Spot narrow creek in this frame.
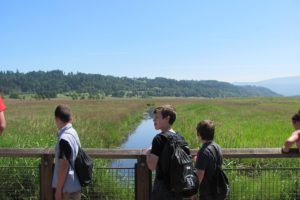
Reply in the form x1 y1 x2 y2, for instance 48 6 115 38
111 114 159 168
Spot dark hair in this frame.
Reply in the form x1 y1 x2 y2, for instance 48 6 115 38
54 105 72 123
292 110 300 122
153 105 176 125
196 120 215 140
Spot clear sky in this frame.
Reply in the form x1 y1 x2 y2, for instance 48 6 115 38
0 0 299 82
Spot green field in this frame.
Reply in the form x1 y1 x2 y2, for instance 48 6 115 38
3 97 299 149
174 97 299 149
1 98 148 148
1 97 300 199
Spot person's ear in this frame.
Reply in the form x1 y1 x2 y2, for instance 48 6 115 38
167 116 170 122
197 133 203 140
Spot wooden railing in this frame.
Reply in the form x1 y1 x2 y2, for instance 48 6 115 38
0 148 298 200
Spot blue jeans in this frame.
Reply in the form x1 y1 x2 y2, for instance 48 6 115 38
151 179 183 200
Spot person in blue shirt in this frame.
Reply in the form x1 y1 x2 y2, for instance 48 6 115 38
52 105 81 200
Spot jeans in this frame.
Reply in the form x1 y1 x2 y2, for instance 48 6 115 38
53 189 81 200
62 192 81 200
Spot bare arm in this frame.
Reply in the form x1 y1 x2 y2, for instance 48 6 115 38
0 111 6 135
196 169 205 185
282 131 300 152
55 159 69 200
145 149 159 171
191 169 205 200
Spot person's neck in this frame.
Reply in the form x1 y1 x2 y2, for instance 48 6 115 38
161 126 172 133
202 140 213 144
58 122 69 130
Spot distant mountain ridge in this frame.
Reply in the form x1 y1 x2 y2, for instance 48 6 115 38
234 76 300 96
0 70 279 98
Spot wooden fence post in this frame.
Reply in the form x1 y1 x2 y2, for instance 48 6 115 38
135 155 152 200
40 150 54 200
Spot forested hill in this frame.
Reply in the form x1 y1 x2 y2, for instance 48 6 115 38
0 70 279 98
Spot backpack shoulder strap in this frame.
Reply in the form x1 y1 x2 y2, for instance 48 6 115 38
211 144 223 167
161 131 187 142
206 143 222 168
160 131 176 139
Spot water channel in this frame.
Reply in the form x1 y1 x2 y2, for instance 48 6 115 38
111 114 159 168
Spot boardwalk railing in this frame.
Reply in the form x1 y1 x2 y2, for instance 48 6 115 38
0 148 299 200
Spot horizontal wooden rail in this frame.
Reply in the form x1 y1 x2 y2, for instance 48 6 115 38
0 147 299 200
0 148 298 158
222 148 299 158
0 148 53 157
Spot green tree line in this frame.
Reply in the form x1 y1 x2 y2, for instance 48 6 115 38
0 70 279 98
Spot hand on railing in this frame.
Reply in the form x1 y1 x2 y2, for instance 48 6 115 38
281 147 290 153
281 147 300 154
191 195 197 200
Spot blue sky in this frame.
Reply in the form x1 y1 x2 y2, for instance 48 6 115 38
0 0 299 82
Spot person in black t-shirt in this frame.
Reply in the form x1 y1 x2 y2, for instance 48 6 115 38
145 105 181 200
193 120 225 200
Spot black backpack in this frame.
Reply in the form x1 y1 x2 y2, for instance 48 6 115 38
207 144 230 199
67 134 94 187
160 132 199 197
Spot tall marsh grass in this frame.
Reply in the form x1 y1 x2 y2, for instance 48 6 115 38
173 97 300 148
1 97 300 199
172 97 300 199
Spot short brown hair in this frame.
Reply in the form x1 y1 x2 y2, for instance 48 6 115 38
55 105 72 123
153 105 176 125
196 120 215 140
292 110 300 122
